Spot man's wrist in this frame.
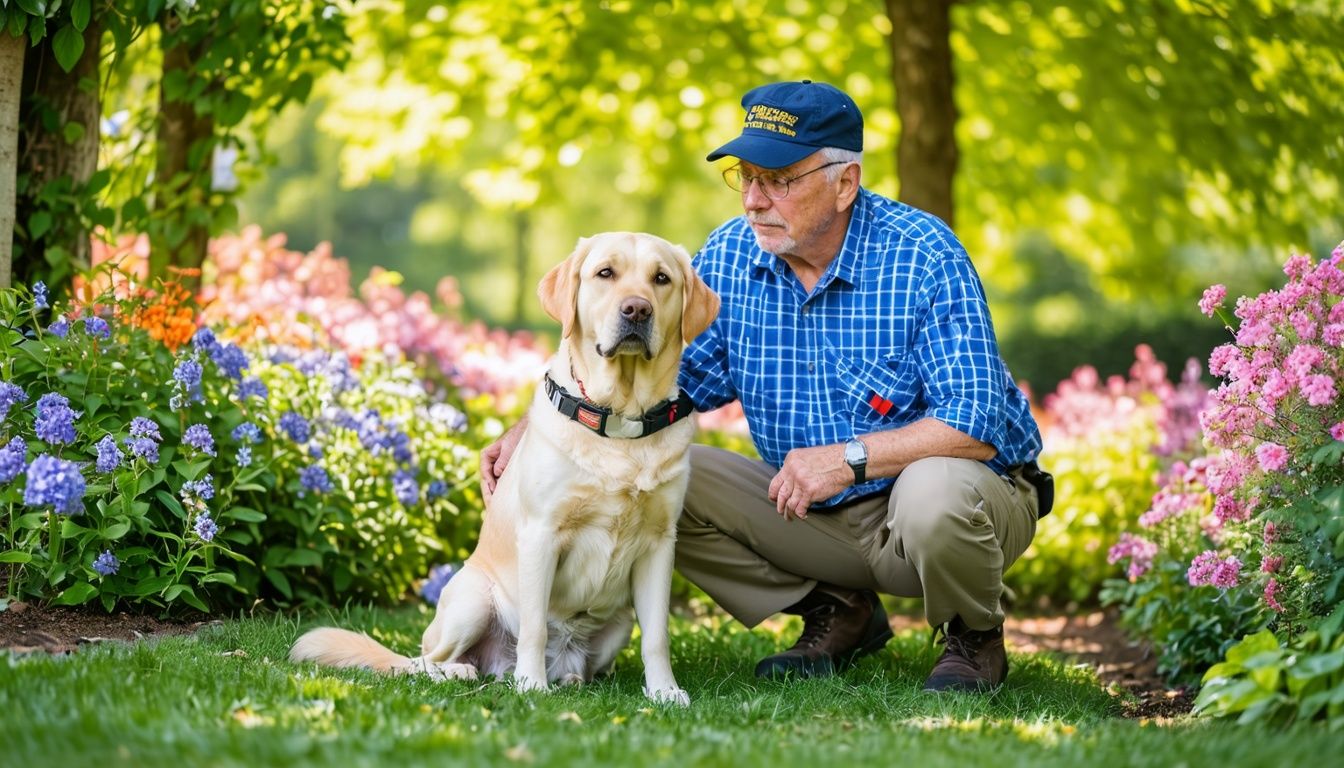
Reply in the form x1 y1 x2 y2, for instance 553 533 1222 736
843 438 868 485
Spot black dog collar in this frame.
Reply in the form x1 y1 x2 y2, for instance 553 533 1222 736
543 373 694 439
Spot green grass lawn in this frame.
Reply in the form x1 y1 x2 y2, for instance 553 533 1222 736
3 604 1340 767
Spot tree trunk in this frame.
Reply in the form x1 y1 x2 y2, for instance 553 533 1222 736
886 0 958 226
16 21 101 288
512 208 531 325
0 34 24 289
152 16 214 285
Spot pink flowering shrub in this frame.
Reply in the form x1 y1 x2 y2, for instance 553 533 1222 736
1106 241 1344 721
1005 344 1208 604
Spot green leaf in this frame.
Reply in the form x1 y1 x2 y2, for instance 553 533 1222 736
103 521 131 540
225 507 266 523
62 119 85 145
0 551 33 564
70 0 91 31
53 581 98 606
280 549 323 567
51 23 85 72
201 571 236 585
215 92 250 128
155 489 187 519
264 567 293 599
28 210 51 240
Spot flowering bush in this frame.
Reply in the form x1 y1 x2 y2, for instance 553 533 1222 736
1005 345 1208 605
0 271 498 611
1106 241 1344 723
0 276 253 612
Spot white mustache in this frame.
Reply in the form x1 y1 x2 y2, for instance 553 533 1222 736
748 215 786 227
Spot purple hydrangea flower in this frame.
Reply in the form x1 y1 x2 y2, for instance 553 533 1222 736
48 316 70 338
33 392 77 445
23 454 86 515
83 316 111 340
124 437 160 464
420 563 456 604
210 344 249 380
0 382 28 421
299 464 332 495
237 377 268 401
95 434 123 473
183 424 216 456
129 417 162 441
279 412 310 444
33 281 49 309
0 437 27 483
182 475 215 502
192 327 219 354
393 469 419 506
193 512 218 542
231 422 260 444
92 549 119 576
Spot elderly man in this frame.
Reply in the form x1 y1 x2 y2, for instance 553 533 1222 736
483 80 1049 693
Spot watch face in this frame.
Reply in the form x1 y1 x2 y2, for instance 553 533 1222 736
845 440 866 464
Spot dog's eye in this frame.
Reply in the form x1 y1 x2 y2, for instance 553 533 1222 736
596 267 614 279
653 272 671 285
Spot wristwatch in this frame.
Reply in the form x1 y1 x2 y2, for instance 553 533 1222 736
843 438 868 485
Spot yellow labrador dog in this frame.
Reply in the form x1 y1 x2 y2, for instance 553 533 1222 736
291 232 719 706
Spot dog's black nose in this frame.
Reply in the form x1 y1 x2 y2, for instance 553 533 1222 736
620 297 652 323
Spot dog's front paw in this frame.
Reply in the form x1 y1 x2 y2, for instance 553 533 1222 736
514 673 549 693
646 686 690 707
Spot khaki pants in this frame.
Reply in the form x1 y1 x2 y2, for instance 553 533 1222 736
674 445 1038 631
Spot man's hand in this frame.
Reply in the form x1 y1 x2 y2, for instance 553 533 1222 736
481 417 527 503
768 443 853 521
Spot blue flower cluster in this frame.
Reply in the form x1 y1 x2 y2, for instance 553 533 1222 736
23 454 86 515
299 464 332 496
393 469 419 506
193 512 218 542
95 434 123 473
279 411 311 444
0 437 26 483
83 316 111 340
33 281 49 310
0 382 28 420
183 424 216 456
124 416 162 463
34 392 77 445
48 316 69 338
92 549 119 576
171 358 205 409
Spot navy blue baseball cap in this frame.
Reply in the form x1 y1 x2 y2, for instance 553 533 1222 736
707 80 863 169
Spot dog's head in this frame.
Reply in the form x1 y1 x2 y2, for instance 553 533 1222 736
538 232 719 361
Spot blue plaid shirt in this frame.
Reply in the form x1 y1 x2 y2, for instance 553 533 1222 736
680 188 1042 507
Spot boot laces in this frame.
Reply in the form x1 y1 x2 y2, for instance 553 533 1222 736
795 604 837 649
935 624 984 661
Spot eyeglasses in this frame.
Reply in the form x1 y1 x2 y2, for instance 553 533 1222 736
722 160 849 200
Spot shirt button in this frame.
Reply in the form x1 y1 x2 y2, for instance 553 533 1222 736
802 305 810 315
808 362 816 372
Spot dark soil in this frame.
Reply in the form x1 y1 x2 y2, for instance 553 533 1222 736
0 601 1191 719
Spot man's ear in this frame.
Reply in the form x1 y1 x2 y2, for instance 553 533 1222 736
673 245 720 343
538 237 591 338
835 162 861 212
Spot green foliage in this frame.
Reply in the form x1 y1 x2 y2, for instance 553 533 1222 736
1194 608 1344 727
1005 406 1164 605
1101 560 1268 684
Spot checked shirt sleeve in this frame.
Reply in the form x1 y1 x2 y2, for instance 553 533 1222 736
912 248 1009 454
679 321 737 412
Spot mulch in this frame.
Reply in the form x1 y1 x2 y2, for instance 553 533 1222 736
0 601 1192 719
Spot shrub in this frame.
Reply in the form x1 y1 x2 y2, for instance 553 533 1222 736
1107 240 1344 724
1005 345 1207 605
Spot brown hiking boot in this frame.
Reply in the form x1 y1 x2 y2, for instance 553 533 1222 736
754 585 894 680
922 616 1008 693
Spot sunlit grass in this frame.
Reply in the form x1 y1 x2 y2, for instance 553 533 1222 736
3 605 1338 767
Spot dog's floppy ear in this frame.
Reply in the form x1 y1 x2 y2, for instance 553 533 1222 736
673 245 720 343
538 237 591 338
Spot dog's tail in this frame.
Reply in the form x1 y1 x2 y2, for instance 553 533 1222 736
290 627 411 674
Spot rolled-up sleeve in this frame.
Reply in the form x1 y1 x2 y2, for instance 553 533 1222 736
913 250 1007 453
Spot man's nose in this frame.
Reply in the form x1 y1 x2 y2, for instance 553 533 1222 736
742 178 772 210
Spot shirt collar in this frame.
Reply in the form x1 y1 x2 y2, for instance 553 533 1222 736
747 189 873 288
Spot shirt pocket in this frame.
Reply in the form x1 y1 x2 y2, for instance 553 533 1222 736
831 351 920 432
